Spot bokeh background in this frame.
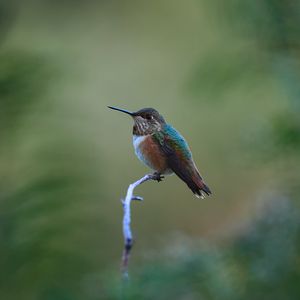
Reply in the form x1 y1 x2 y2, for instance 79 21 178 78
0 1 300 299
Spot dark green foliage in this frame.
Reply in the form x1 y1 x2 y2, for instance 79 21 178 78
0 51 55 135
105 197 300 300
272 113 300 150
0 1 299 300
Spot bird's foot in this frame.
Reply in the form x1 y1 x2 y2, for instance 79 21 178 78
152 172 164 182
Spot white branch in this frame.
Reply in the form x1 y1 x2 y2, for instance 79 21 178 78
121 173 162 279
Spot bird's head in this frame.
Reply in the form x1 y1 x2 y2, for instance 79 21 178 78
108 106 166 135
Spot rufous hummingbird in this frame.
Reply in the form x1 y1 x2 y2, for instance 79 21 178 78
108 106 212 198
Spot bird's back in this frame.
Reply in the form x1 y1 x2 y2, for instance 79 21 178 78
153 124 211 198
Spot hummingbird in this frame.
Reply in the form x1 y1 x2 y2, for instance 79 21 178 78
108 106 212 198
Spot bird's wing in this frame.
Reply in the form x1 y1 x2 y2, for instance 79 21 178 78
153 125 211 197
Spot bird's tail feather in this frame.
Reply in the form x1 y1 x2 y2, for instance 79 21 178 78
189 173 212 199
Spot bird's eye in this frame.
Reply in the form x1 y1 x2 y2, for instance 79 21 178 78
145 114 152 120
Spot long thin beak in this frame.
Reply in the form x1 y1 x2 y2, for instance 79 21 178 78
107 106 134 116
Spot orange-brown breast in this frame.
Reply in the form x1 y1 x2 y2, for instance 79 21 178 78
139 135 169 173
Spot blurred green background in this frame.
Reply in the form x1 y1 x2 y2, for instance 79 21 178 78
0 0 299 299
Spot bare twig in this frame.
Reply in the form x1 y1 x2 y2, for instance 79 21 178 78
121 173 163 279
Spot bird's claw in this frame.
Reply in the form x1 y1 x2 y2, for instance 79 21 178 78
152 172 164 182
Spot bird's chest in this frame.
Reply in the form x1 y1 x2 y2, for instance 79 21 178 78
132 135 170 173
